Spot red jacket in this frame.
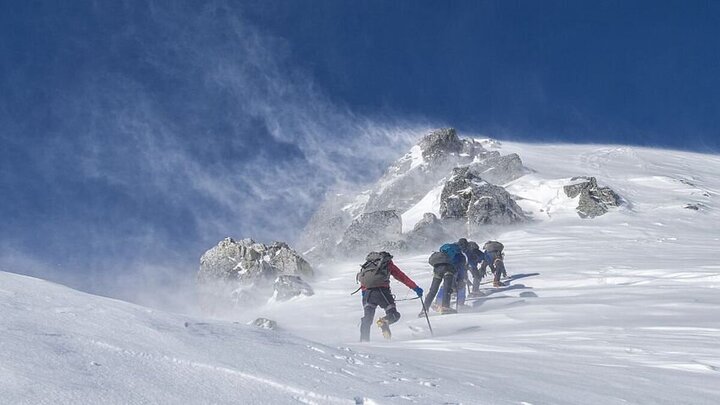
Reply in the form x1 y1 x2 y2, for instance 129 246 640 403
361 260 418 291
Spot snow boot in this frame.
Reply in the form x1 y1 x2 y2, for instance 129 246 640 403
376 317 391 339
439 307 457 315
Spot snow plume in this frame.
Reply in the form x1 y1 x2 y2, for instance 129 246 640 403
0 1 429 310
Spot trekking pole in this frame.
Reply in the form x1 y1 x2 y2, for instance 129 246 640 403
418 295 434 337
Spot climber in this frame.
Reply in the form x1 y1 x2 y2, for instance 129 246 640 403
419 250 457 317
356 251 422 341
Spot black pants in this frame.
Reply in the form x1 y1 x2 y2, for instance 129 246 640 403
423 265 455 310
480 259 501 282
469 265 483 292
493 259 507 284
360 287 400 341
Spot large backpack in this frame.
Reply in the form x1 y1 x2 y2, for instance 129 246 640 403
440 243 462 260
428 251 452 267
357 251 393 288
440 243 465 268
468 241 480 252
483 240 504 253
466 241 482 263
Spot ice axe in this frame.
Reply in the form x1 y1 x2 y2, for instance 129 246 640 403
418 295 434 337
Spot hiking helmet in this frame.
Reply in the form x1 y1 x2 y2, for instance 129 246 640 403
457 238 469 251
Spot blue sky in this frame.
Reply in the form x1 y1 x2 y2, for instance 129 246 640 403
1 1 718 307
246 0 720 148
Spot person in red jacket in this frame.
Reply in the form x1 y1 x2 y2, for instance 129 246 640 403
357 251 423 341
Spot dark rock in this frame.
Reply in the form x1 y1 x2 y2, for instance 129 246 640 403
467 153 527 185
462 138 499 159
683 203 703 211
564 177 622 218
273 275 314 301
418 128 464 161
439 167 527 225
266 242 314 278
251 318 278 330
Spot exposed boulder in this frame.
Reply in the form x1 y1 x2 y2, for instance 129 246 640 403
197 238 314 313
198 238 277 285
468 153 527 185
462 137 499 160
404 213 453 249
272 275 314 301
418 128 464 161
440 167 527 226
337 210 404 255
563 177 622 218
266 242 314 278
250 318 278 330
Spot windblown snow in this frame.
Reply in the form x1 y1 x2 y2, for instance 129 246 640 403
2 141 720 404
401 184 443 232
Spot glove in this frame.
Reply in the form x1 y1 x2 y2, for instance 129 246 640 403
413 286 423 297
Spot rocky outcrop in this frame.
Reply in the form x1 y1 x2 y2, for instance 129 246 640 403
198 238 277 286
266 242 314 278
468 153 527 185
197 238 314 313
563 177 622 218
363 128 497 214
337 210 404 255
440 167 527 225
404 213 453 249
298 127 531 258
272 275 314 301
418 128 464 161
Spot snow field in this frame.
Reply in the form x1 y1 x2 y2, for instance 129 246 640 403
2 141 719 404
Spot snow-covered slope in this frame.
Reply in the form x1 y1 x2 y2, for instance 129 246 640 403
250 141 720 404
0 271 475 404
3 141 720 404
